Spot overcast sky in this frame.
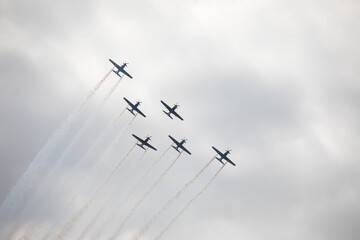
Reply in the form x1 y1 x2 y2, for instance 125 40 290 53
1 0 360 239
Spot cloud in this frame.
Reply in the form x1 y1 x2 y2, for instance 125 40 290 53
1 0 360 239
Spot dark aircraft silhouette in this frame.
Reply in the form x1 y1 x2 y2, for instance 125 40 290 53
212 146 235 166
123 97 146 118
160 100 183 121
168 135 191 155
132 134 157 151
109 59 133 79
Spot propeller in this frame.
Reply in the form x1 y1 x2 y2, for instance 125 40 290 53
182 138 188 142
226 148 232 154
137 99 142 104
175 102 180 108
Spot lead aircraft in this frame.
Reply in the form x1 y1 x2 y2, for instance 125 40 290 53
160 100 183 121
212 146 235 166
132 134 157 151
109 59 133 79
168 135 191 155
123 97 146 118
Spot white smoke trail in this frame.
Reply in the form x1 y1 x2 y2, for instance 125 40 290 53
102 76 123 104
18 106 100 213
17 108 127 240
56 144 137 240
71 106 127 171
33 71 119 212
154 163 227 240
75 114 137 197
0 110 77 225
0 69 111 237
80 68 113 110
10 103 107 239
92 145 172 239
76 150 148 240
110 152 183 240
134 156 217 239
17 224 34 240
40 115 137 240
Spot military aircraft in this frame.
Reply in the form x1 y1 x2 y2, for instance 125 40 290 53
132 134 157 151
212 146 235 166
168 135 191 155
160 100 183 121
123 97 146 118
109 59 133 79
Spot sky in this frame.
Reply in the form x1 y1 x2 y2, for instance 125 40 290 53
1 0 360 239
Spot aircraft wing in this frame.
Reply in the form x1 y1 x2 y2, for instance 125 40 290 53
212 146 223 156
124 97 134 108
135 108 146 118
109 59 121 69
144 142 157 151
172 111 183 121
179 145 191 155
132 134 144 144
223 156 236 166
160 100 172 111
168 135 179 145
119 68 133 79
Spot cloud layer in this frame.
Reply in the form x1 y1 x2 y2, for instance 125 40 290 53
1 0 359 239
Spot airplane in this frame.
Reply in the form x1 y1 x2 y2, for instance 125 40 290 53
132 134 157 151
109 59 133 79
168 135 191 155
160 100 183 121
123 97 146 118
212 146 235 166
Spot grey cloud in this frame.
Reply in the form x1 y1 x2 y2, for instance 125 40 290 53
1 0 360 239
3 0 98 39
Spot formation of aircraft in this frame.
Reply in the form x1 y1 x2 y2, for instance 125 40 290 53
110 58 235 166
212 147 235 166
109 59 133 79
123 97 146 118
168 135 191 155
160 100 183 121
132 134 157 151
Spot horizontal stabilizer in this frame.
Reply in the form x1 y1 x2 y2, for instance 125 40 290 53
127 108 135 115
112 70 121 77
163 110 173 119
216 157 224 164
137 144 146 150
172 146 180 152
